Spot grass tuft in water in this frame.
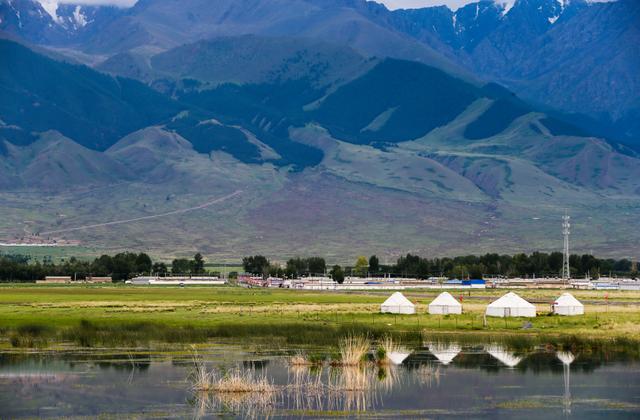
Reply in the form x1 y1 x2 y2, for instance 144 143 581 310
190 349 275 394
335 335 370 366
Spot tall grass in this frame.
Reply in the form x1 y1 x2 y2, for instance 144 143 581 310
190 349 275 394
336 335 370 366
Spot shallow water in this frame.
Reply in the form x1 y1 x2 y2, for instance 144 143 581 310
1 343 639 418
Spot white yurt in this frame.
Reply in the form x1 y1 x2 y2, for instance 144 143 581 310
485 292 536 317
380 292 415 314
553 293 584 316
429 292 462 315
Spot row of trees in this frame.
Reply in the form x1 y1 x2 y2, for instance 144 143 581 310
242 252 638 281
0 252 211 282
242 256 327 278
2 250 637 283
390 252 637 279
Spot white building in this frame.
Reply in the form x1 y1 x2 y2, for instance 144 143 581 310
485 292 536 317
553 293 584 316
380 292 416 314
128 276 225 285
428 292 462 315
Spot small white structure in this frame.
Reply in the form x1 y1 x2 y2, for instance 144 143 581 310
380 292 415 314
485 292 536 317
553 293 584 316
428 292 462 315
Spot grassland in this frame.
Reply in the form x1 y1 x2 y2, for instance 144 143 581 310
0 285 639 349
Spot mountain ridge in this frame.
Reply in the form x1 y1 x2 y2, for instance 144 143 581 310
0 5 638 259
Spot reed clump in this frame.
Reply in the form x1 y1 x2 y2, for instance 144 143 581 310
190 349 275 394
335 335 370 366
290 351 324 366
207 367 275 393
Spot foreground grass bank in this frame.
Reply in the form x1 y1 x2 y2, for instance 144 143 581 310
0 285 639 348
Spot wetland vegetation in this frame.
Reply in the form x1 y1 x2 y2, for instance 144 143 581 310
1 285 639 350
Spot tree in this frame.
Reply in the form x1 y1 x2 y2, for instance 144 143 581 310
450 264 468 279
152 262 168 276
354 256 368 277
286 257 306 277
192 253 205 274
549 252 564 275
172 258 192 275
110 252 143 281
307 257 326 275
91 255 113 276
330 265 345 284
135 253 152 274
368 255 379 273
242 255 270 275
468 264 486 280
268 263 285 278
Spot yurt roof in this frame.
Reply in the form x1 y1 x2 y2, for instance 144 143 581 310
381 292 415 307
429 292 462 307
487 292 535 309
554 293 584 307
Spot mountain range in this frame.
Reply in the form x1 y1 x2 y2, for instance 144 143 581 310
0 0 638 261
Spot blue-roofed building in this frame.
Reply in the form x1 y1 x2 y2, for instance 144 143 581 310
462 279 486 288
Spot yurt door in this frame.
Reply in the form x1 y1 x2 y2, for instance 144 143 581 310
504 308 511 317
443 306 449 315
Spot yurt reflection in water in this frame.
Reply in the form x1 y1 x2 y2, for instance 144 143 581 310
557 351 576 415
426 342 461 366
485 344 523 368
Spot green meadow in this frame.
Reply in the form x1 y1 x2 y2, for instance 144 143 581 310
0 285 639 349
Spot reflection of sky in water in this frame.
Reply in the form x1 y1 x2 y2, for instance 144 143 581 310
0 345 639 418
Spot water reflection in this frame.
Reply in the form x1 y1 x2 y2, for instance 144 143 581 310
485 344 523 368
557 351 575 415
1 343 638 419
426 342 461 365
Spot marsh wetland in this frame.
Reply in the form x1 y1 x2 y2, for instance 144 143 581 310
1 339 639 418
1 285 640 417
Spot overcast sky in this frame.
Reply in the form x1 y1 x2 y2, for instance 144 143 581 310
39 0 617 11
47 0 137 6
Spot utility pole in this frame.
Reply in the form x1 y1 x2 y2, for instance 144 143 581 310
562 211 571 282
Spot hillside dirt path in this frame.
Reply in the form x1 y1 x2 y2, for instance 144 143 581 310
40 190 242 235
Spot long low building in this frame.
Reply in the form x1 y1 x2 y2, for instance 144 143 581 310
36 276 72 284
128 276 226 285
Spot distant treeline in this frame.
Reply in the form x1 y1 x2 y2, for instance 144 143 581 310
1 251 637 283
243 253 639 281
0 252 213 282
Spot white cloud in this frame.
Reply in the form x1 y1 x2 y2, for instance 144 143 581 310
37 0 138 9
36 0 137 23
373 0 617 11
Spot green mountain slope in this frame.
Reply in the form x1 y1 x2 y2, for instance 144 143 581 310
0 131 133 191
0 39 181 151
148 35 373 87
1 36 639 259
